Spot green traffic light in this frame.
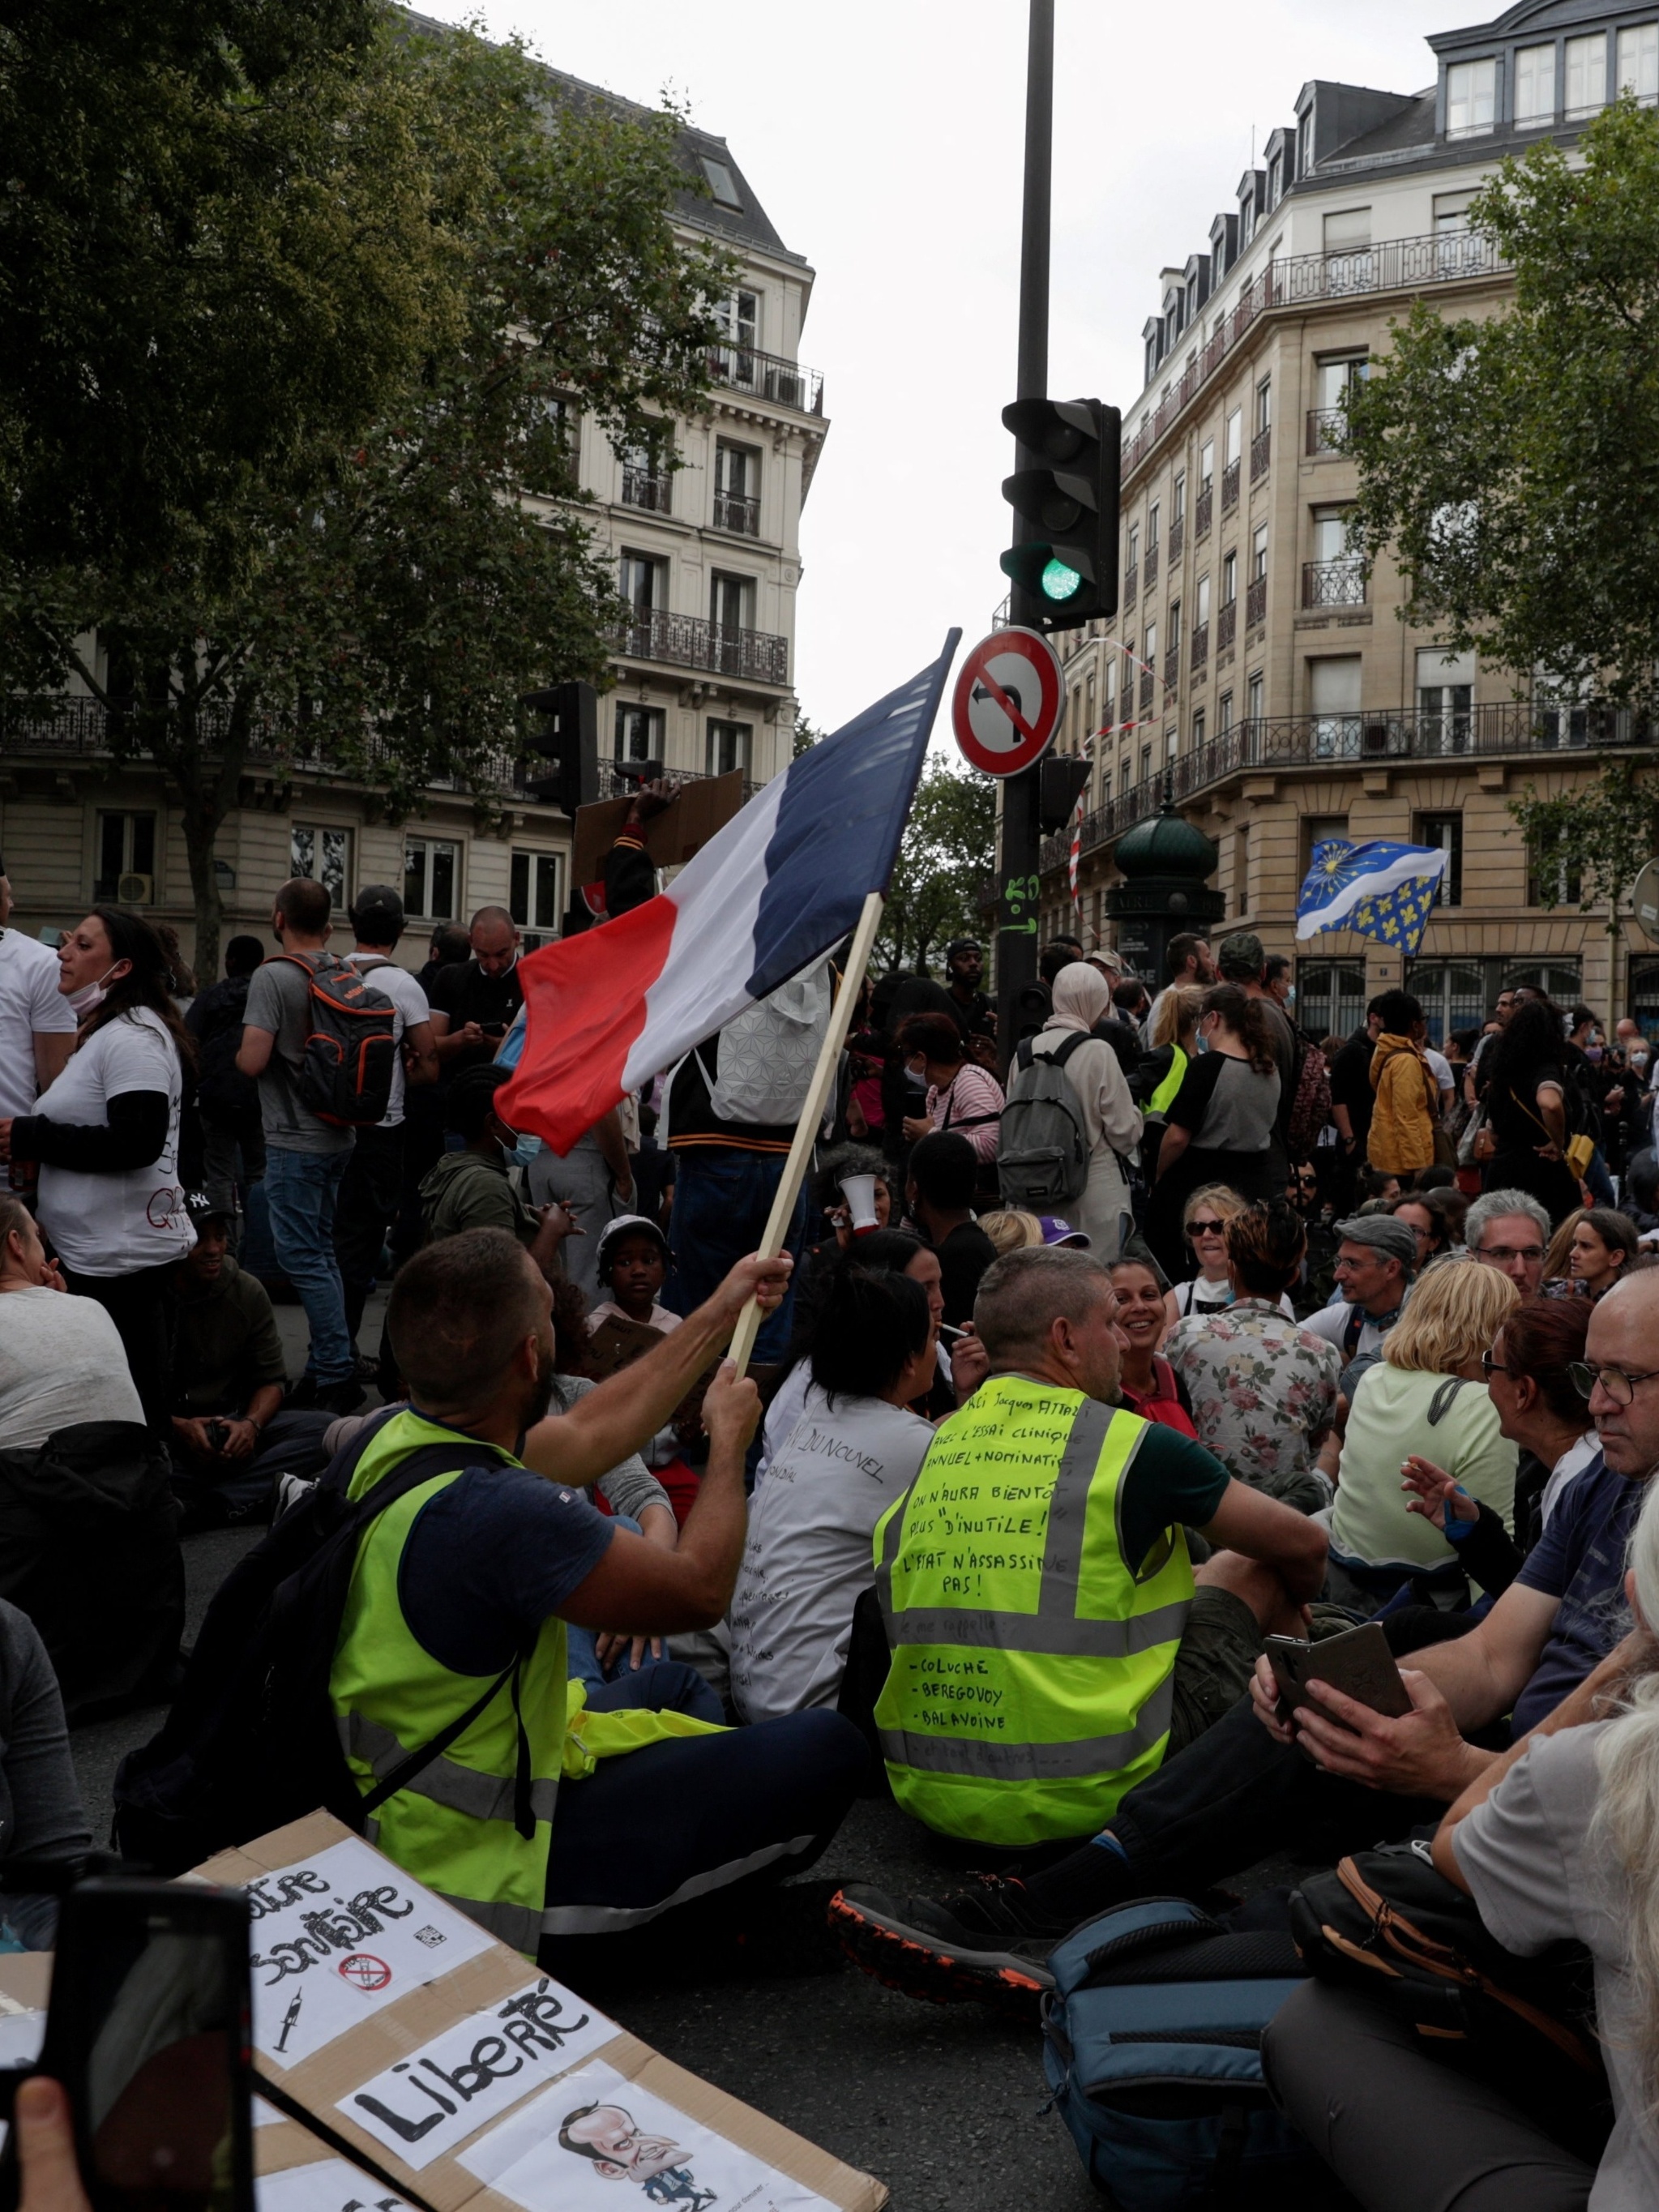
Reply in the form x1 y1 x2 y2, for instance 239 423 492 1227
1041 557 1084 603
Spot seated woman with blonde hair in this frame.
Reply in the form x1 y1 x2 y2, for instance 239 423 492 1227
1327 1259 1520 1610
977 1208 1045 1256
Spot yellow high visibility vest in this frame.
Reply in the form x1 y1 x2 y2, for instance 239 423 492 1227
872 1376 1192 1846
1149 1046 1188 1116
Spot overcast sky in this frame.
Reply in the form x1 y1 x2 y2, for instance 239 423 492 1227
417 0 1461 741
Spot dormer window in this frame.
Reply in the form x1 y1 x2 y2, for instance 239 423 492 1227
1446 57 1497 137
1515 44 1555 125
1267 153 1282 207
1565 32 1607 119
1618 24 1658 103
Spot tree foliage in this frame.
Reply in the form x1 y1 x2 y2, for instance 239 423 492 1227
1508 759 1659 948
1340 97 1659 709
874 760 997 978
0 5 731 974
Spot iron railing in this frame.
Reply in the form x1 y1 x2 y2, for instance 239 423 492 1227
1039 701 1657 873
1122 565 1139 610
1216 600 1237 651
1169 513 1185 564
1139 666 1155 710
1144 541 1161 589
621 469 671 512
1121 228 1508 480
1221 459 1241 510
1250 425 1272 482
1245 574 1268 627
611 607 789 684
1306 407 1347 456
1194 483 1213 539
1163 646 1181 691
706 343 825 416
1190 623 1209 671
1302 558 1366 608
597 762 761 805
711 490 761 536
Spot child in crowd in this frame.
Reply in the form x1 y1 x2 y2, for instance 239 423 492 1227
589 1213 682 1334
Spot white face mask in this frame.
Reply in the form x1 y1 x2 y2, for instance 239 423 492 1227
65 961 122 1016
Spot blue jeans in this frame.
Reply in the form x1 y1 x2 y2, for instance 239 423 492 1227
665 1145 810 1363
263 1145 354 1385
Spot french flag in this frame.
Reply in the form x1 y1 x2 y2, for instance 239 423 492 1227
498 634 960 1154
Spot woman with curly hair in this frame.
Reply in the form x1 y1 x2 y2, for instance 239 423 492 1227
1480 994 1582 1226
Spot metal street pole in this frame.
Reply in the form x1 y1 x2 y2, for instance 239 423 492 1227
995 0 1053 1066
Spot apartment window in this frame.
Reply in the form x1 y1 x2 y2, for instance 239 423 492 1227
1246 670 1263 725
1165 727 1179 767
1515 42 1556 122
525 394 578 494
1408 961 1492 1048
1195 572 1212 625
1323 206 1370 253
404 837 459 922
1144 622 1157 667
1225 409 1242 468
1254 379 1272 435
290 824 351 910
1173 471 1187 524
715 288 759 350
1446 56 1498 136
1298 960 1369 1042
1139 745 1152 783
1316 356 1366 411
713 440 761 534
1415 811 1464 907
1435 190 1477 235
1311 506 1353 566
1147 502 1161 551
510 850 563 941
709 571 755 634
1191 707 1206 749
1565 32 1607 118
1417 646 1475 753
1127 520 1140 571
706 718 751 777
1099 767 1112 808
1251 524 1268 582
1218 691 1234 734
1168 599 1182 650
1199 438 1215 486
1619 23 1659 101
614 702 665 765
1222 549 1238 603
1527 832 1583 909
94 811 156 903
619 551 665 611
1310 655 1362 756
700 156 743 209
620 432 672 513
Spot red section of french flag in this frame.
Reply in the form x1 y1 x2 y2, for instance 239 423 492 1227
498 895 677 1155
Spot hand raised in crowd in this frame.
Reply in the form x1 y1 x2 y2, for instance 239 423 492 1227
625 777 678 825
1400 1453 1477 1534
1288 1669 1491 1801
712 1251 793 1325
949 1323 990 1401
699 1357 763 1456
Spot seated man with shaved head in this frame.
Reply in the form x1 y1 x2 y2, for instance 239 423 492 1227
834 1267 1659 2014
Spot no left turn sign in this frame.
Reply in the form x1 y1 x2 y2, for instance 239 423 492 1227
951 627 1067 777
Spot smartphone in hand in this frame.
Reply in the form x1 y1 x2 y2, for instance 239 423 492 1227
1264 1621 1413 1731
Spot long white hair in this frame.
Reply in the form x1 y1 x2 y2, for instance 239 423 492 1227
1593 1473 1659 2115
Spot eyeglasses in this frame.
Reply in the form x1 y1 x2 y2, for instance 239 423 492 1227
1476 1244 1545 1266
1187 1218 1226 1239
1478 1351 1514 1381
1570 1361 1659 1407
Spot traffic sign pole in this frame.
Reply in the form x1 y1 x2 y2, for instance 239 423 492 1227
996 0 1054 1066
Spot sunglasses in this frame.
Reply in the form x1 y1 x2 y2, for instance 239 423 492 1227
1187 1218 1226 1238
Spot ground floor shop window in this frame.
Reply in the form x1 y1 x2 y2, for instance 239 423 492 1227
1297 959 1368 1044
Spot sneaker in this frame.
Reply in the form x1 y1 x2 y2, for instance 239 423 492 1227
828 1874 1067 2016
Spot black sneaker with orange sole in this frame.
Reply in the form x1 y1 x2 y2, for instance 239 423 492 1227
828 1874 1067 2019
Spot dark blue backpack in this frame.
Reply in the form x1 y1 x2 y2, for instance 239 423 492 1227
1041 1895 1331 2210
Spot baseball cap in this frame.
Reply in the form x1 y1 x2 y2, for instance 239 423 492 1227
1037 1216 1091 1247
1217 931 1265 980
184 1190 232 1231
350 883 405 929
596 1213 669 1269
945 938 982 960
1332 1213 1418 1272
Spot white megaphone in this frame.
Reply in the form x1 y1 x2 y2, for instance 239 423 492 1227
838 1172 881 1235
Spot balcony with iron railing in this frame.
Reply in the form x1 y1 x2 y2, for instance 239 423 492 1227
711 490 761 537
1122 565 1139 610
1245 573 1268 627
1163 646 1181 692
1139 666 1155 711
1250 426 1272 483
1195 483 1213 540
1039 700 1654 874
1306 407 1348 456
1119 228 1508 481
706 343 825 417
1190 623 1209 673
612 606 789 685
1169 513 1185 564
1221 460 1240 511
1216 599 1237 652
1144 541 1161 589
1302 558 1366 609
621 468 671 513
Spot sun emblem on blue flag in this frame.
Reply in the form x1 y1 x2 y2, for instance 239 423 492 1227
1296 838 1450 956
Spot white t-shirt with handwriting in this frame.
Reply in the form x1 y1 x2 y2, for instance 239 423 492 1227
35 1007 194 1276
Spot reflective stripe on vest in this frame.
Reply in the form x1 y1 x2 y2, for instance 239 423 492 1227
327 1410 567 1958
872 1380 1194 1848
1149 1046 1187 1117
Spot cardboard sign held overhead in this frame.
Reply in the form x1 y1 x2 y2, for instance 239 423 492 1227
571 772 746 894
194 1811 888 2212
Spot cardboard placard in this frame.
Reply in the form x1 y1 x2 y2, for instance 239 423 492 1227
254 2098 424 2212
196 1812 886 2212
0 1950 46 2071
584 1315 671 1381
571 773 746 894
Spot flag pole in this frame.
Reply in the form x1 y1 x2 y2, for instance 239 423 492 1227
727 889 886 1377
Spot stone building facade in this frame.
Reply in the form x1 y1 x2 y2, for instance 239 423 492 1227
1040 0 1659 1042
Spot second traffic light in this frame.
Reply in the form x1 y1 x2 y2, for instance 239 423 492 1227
1000 397 1121 631
519 681 599 817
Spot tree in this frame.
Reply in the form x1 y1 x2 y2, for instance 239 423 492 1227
1340 97 1659 711
1507 758 1659 965
873 760 997 978
0 8 730 976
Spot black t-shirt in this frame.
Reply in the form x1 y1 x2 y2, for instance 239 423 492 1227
1488 1065 1564 1150
429 960 525 1077
934 1218 998 1326
1329 1032 1376 1140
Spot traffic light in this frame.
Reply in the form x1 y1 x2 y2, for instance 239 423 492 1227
999 397 1121 631
1038 753 1092 833
519 681 599 816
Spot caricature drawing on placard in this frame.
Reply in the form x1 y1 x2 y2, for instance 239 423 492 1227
559 2103 716 2210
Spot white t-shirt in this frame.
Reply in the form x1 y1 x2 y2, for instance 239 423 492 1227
728 1384 934 1724
0 931 75 1120
1169 1278 1295 1321
35 1008 195 1277
1424 1046 1453 1098
0 1285 144 1450
344 954 430 1127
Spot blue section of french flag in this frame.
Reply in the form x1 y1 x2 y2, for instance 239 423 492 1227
499 634 959 1155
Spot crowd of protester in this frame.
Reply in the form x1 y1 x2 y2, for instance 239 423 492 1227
8 848 1659 2205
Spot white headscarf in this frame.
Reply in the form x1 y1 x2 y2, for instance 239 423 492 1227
1050 961 1114 1036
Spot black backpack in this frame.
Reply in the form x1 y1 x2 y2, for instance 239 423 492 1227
997 1031 1092 1209
190 976 258 1123
113 1414 531 1873
272 951 398 1128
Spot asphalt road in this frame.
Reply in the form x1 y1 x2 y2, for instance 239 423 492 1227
66 1294 1097 2209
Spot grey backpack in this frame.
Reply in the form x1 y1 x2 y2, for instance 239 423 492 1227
997 1031 1091 1208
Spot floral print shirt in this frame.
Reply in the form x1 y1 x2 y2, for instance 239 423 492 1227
1164 1298 1341 1512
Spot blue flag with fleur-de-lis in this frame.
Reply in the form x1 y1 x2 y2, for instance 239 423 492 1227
1295 838 1449 956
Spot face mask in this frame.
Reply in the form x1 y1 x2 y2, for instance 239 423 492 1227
1586 1045 1604 1063
66 963 122 1016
